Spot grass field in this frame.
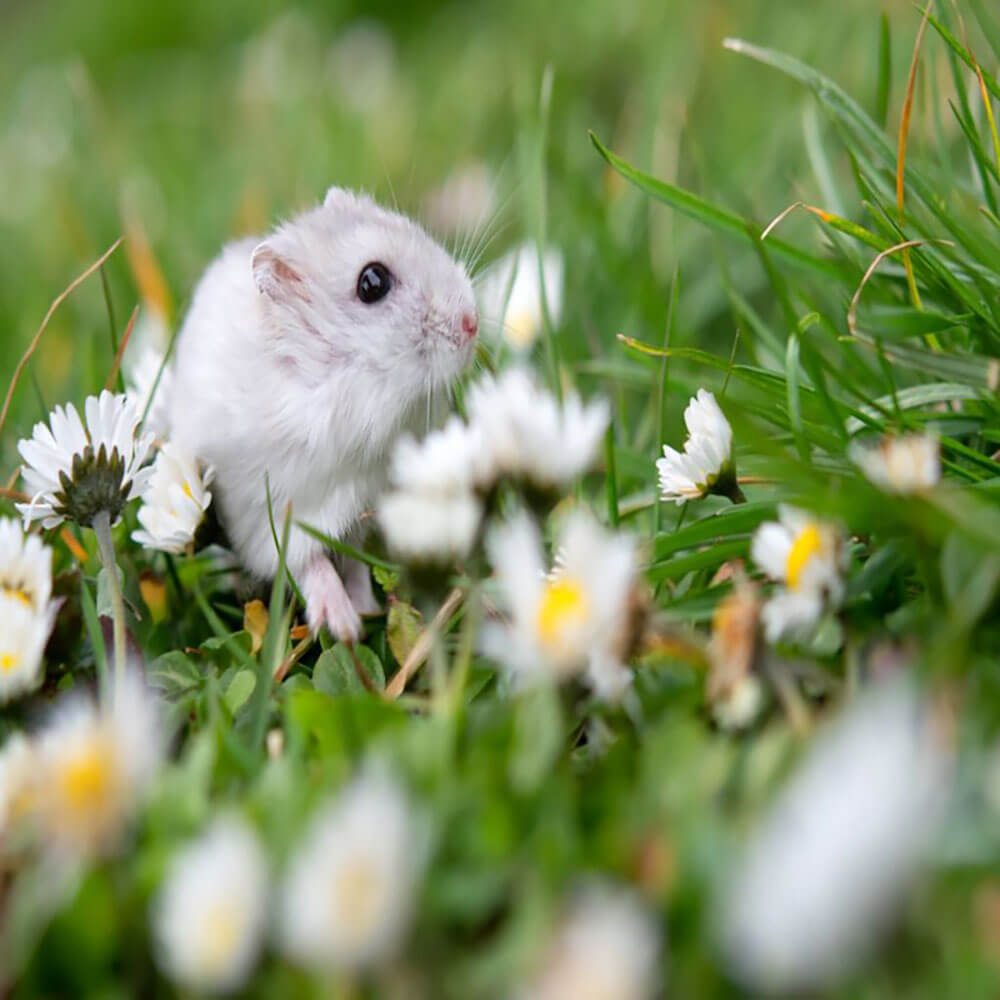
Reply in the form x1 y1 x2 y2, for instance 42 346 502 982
3 0 1000 996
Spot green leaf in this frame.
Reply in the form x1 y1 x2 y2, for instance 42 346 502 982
589 131 844 278
149 650 203 697
313 643 385 695
224 669 257 715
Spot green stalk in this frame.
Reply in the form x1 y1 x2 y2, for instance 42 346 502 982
93 509 126 685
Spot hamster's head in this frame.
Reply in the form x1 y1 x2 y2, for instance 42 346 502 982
250 187 478 402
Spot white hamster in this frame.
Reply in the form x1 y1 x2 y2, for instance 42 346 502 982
168 186 479 640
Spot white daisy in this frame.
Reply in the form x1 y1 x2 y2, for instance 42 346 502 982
33 671 163 857
485 510 637 698
719 680 949 993
518 882 661 1000
17 390 154 529
657 389 738 505
479 242 564 352
132 442 214 554
0 518 57 702
125 341 173 439
466 367 609 493
751 506 845 642
377 489 482 564
153 816 269 994
389 416 488 496
850 432 940 494
279 771 426 972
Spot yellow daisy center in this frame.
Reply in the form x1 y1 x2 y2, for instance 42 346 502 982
2 586 32 607
536 576 590 654
200 905 241 970
505 307 539 350
1 651 19 673
182 480 193 500
785 524 823 590
333 856 382 938
59 739 114 818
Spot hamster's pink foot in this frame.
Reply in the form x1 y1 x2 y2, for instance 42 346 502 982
303 556 361 642
343 558 382 617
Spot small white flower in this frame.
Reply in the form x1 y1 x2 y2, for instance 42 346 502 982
850 432 940 494
657 389 736 504
479 242 564 351
485 510 637 698
17 390 154 529
279 772 426 972
133 442 214 554
378 490 482 564
153 816 269 994
518 882 661 1000
0 518 58 702
33 672 163 857
125 341 173 440
389 416 487 496
751 506 845 642
467 367 609 492
719 680 949 993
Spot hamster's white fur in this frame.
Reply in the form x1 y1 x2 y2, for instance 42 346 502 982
169 187 478 639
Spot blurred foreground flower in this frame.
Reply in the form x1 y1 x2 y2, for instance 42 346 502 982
30 672 163 857
279 772 426 972
751 506 845 642
17 390 153 530
518 882 661 1000
133 442 214 554
850 432 940 494
378 489 482 565
0 518 57 702
0 732 35 835
153 816 269 994
657 389 740 505
485 510 638 699
719 680 950 993
467 367 609 495
479 242 563 351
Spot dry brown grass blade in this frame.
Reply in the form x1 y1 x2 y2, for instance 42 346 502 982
847 238 953 338
385 587 464 699
104 303 139 392
896 2 934 312
0 237 123 440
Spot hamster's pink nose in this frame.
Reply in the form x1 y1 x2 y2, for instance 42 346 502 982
461 312 479 339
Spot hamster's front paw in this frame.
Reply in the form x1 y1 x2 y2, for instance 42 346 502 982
303 556 362 642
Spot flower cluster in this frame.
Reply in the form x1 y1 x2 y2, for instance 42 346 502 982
150 771 426 993
378 367 609 566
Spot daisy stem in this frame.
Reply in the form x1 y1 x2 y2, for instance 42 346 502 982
93 509 126 685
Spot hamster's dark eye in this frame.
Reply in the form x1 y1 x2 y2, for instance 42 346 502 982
357 262 392 304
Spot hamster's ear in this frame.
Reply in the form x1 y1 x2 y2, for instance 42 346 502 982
252 242 308 304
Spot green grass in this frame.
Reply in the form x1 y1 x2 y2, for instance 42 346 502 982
4 0 1000 996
